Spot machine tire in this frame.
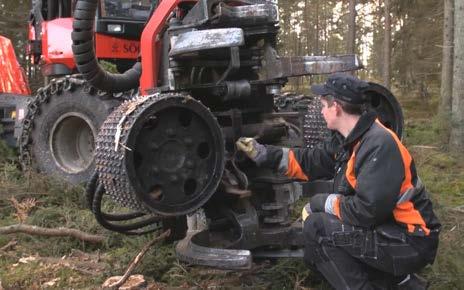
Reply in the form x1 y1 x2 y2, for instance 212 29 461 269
28 80 120 184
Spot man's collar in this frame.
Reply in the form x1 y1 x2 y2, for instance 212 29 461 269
343 111 377 147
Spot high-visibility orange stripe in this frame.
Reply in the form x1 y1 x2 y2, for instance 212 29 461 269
345 142 360 189
376 120 430 235
393 201 431 235
285 150 309 181
375 120 413 194
333 196 342 219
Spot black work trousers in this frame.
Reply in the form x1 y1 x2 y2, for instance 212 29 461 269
303 213 439 290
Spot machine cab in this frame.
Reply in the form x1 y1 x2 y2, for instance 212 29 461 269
28 0 155 76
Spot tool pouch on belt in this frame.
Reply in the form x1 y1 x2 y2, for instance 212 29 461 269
376 223 406 244
331 229 378 259
376 223 423 276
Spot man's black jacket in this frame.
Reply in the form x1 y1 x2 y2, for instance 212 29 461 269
260 112 441 236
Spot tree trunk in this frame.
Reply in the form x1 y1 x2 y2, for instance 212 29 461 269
383 0 392 89
348 0 357 54
440 0 454 115
304 0 310 54
315 0 320 54
450 0 464 151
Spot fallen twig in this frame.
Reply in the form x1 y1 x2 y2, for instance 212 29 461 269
39 256 107 276
0 224 105 243
106 229 171 289
411 145 439 150
0 240 17 251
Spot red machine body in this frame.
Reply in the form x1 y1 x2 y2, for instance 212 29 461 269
39 18 75 70
30 18 141 74
0 36 31 95
28 1 144 76
140 0 184 94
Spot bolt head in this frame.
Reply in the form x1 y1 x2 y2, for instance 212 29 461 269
186 160 194 169
170 175 179 182
166 128 175 137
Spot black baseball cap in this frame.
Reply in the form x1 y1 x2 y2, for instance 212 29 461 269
311 73 369 104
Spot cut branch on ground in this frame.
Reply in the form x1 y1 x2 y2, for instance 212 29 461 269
0 224 105 243
104 229 170 290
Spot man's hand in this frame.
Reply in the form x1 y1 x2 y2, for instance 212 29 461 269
301 203 312 224
236 137 259 159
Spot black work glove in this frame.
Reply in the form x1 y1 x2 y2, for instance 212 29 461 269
310 193 343 216
310 193 330 212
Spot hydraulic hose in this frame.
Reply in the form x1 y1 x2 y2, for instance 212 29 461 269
85 172 163 235
71 0 141 93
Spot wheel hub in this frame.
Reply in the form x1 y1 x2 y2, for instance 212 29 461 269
158 140 187 172
50 112 95 174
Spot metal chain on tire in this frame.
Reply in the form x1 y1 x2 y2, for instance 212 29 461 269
95 93 188 213
18 75 134 170
274 93 330 148
303 96 331 148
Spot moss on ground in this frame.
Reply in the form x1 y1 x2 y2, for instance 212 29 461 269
0 95 463 289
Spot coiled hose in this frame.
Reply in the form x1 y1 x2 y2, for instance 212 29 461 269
71 0 142 93
85 171 163 235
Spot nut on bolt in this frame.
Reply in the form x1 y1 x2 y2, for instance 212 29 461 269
166 128 175 137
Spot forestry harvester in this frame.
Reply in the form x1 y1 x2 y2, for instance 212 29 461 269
15 0 149 183
79 0 404 268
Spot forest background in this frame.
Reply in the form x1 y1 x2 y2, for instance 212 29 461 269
0 0 464 289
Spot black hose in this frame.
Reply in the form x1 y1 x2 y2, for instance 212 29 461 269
92 184 163 235
85 172 162 235
71 0 141 93
85 171 98 209
85 171 145 221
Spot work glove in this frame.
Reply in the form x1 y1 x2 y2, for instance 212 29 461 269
235 137 267 163
301 203 312 224
310 193 342 216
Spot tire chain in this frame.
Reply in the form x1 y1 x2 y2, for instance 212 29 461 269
303 96 331 148
18 75 134 170
95 92 197 215
274 93 330 148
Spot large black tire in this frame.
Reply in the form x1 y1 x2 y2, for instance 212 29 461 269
29 81 120 184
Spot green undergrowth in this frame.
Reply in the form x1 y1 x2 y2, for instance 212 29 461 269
0 95 463 289
399 96 464 290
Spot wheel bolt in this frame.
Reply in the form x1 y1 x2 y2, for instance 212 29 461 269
151 142 159 151
166 128 175 137
184 137 193 146
170 175 179 182
186 160 195 169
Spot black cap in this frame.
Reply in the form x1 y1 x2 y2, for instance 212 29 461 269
311 73 369 104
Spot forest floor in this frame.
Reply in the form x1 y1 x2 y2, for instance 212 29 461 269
0 94 463 290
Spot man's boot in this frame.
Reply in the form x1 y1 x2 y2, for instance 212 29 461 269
396 273 428 290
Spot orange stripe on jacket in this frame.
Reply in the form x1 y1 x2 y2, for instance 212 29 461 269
345 142 360 189
393 201 431 235
285 150 309 181
375 120 430 235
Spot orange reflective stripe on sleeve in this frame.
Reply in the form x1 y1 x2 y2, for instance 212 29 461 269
285 150 309 181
